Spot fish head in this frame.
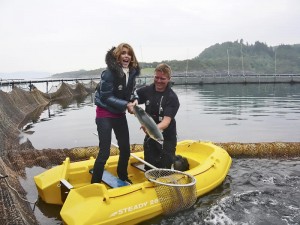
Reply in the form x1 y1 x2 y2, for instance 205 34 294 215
133 105 143 115
133 104 141 111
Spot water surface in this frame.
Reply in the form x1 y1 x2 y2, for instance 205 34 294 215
25 83 300 149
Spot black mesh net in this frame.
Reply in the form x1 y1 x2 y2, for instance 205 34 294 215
0 81 99 224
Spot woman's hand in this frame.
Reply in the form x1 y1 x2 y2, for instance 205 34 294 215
127 100 138 114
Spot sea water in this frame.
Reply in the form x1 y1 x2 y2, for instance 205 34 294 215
25 83 300 149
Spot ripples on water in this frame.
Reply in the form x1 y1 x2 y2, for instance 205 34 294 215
140 158 300 225
174 84 300 143
24 83 300 149
17 83 300 224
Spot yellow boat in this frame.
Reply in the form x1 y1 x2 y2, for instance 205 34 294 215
34 140 232 224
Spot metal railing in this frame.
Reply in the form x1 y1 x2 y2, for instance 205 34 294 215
0 77 100 92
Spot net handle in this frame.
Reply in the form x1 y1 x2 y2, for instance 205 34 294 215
130 153 157 169
93 133 158 170
111 141 157 169
95 135 158 170
93 132 157 169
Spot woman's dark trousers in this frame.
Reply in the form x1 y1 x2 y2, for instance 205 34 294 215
91 116 130 183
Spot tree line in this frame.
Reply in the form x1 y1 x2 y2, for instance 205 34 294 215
52 40 300 78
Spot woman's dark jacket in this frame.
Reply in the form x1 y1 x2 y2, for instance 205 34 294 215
94 47 140 114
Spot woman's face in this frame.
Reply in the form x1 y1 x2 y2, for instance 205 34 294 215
154 71 170 92
119 47 132 68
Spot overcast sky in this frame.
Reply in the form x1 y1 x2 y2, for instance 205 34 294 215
1 0 299 76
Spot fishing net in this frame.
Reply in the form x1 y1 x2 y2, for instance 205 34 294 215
145 168 197 215
0 80 97 224
216 142 300 158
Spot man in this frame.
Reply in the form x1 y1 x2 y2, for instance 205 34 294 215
136 63 180 170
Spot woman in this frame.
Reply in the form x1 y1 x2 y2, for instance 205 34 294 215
136 63 180 170
92 43 140 184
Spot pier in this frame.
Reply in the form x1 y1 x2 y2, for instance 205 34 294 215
137 74 300 86
0 77 99 92
1 74 300 92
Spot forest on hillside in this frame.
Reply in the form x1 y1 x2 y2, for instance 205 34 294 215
52 40 300 78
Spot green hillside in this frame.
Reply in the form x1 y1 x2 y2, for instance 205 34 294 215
159 40 300 75
52 40 300 78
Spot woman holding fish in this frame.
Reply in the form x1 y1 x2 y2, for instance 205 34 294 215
92 43 140 184
136 63 180 170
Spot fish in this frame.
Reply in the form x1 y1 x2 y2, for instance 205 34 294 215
133 105 164 144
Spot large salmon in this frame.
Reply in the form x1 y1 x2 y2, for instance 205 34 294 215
133 105 164 144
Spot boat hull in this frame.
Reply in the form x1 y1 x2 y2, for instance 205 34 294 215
34 140 232 224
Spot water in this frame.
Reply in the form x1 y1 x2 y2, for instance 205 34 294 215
20 83 300 224
140 158 300 225
25 83 300 149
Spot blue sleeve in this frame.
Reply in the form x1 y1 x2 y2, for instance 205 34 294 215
99 71 128 111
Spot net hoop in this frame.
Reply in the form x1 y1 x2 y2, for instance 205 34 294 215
145 168 196 187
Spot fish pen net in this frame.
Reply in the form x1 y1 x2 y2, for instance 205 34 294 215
0 81 98 224
145 169 197 215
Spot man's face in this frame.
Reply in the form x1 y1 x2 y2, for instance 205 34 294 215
154 71 170 92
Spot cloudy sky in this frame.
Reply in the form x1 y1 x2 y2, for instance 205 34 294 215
0 0 299 76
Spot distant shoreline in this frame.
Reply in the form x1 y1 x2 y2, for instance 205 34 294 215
1 75 300 90
139 74 300 86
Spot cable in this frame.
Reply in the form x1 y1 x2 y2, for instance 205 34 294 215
0 173 38 211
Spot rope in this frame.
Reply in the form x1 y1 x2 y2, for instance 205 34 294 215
0 167 38 211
